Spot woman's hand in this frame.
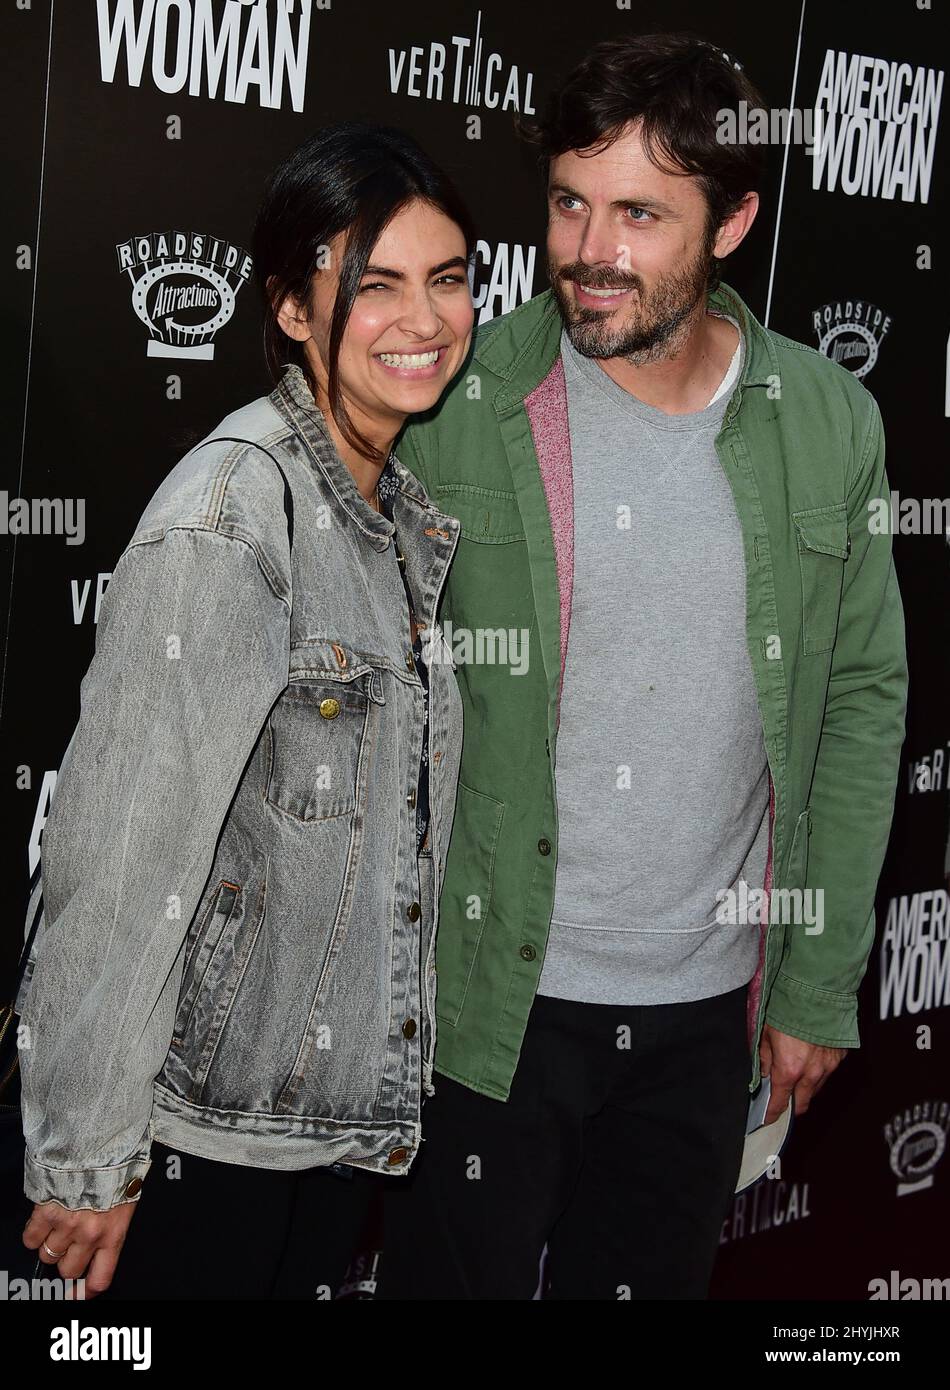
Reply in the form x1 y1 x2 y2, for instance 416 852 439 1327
23 1198 139 1298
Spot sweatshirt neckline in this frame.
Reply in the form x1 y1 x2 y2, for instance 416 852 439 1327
559 313 744 433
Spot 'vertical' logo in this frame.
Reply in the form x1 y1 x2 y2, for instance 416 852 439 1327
812 299 892 378
388 9 536 112
116 231 253 359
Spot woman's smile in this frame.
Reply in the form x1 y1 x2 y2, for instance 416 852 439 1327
372 344 450 379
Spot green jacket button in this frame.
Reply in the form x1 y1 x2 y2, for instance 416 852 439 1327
538 838 551 855
520 944 536 962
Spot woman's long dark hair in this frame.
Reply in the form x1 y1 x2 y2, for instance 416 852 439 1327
252 121 477 465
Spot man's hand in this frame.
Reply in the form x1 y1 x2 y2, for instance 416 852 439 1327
759 1024 847 1125
23 1199 139 1298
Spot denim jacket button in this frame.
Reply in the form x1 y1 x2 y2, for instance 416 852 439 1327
402 1018 417 1039
123 1178 143 1198
406 902 421 922
405 651 415 670
388 1146 409 1166
318 697 341 719
407 788 417 809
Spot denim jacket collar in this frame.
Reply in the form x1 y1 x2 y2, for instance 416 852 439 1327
272 362 459 628
272 362 404 552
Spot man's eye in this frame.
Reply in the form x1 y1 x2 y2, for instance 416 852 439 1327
627 207 653 222
557 195 582 210
433 274 467 286
359 282 388 293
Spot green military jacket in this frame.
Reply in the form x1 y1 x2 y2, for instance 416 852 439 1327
398 280 908 1101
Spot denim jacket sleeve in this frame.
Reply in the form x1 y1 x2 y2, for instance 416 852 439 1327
764 396 908 1048
16 524 290 1211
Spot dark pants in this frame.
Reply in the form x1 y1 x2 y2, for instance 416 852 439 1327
97 1140 373 1300
376 984 751 1300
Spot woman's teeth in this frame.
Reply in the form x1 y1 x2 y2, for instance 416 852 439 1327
376 350 441 368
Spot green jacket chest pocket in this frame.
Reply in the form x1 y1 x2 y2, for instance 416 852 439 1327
433 486 527 631
792 503 851 655
433 485 526 544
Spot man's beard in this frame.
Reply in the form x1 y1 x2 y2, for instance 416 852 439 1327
549 236 716 365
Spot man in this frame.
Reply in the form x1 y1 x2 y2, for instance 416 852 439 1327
376 32 907 1299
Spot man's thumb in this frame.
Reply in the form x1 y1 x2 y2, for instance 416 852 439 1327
758 1031 773 1077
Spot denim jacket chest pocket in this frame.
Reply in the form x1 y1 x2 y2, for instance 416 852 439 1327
265 640 387 823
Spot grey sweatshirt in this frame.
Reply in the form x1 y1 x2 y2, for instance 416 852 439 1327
537 317 770 1004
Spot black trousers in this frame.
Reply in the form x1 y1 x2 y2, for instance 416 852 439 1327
375 984 751 1300
97 1140 373 1300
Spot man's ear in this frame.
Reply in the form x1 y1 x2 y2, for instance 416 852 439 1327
713 191 760 261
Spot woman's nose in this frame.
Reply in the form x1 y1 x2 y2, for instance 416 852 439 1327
396 290 443 337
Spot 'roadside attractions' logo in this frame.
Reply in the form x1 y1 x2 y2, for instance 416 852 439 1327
812 299 891 378
116 231 253 359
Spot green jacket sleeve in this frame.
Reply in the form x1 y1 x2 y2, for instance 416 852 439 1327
764 394 908 1049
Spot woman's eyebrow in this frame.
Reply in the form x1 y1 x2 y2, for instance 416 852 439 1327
362 256 469 280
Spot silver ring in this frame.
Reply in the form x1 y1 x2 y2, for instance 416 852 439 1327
43 1241 65 1259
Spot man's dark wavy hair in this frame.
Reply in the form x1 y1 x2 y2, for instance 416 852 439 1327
515 32 768 291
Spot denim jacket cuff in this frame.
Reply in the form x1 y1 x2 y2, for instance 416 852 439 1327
24 1148 153 1213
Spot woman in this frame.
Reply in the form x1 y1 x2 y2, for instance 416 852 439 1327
16 121 475 1298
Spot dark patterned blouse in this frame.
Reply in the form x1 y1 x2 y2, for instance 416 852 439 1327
376 453 430 857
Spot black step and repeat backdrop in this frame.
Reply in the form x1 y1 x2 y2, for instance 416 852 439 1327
2 0 947 1300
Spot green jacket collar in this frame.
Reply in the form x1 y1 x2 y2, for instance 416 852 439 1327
478 280 780 413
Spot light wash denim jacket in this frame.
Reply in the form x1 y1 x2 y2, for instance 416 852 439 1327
16 362 463 1211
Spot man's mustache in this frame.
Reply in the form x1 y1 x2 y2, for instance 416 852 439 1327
557 267 642 293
